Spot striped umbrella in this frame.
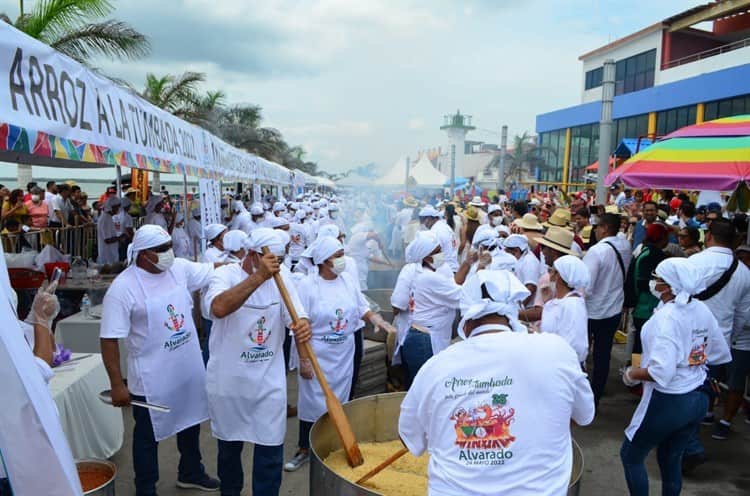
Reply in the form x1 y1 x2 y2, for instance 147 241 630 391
605 115 750 192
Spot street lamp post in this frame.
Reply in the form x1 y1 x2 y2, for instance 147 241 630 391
596 59 615 204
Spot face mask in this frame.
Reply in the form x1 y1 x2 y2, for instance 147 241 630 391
332 256 347 275
152 248 175 272
491 216 503 227
648 279 664 299
430 252 445 269
31 194 40 202
330 212 338 219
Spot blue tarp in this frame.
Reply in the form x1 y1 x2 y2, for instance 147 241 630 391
614 138 653 158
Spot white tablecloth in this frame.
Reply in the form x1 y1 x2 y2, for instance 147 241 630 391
56 305 128 374
49 353 124 460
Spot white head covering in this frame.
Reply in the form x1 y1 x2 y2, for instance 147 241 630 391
487 204 503 215
318 207 329 219
311 237 343 265
404 231 439 264
272 201 286 213
553 255 590 290
247 228 285 256
503 234 529 252
249 204 263 216
127 224 171 265
317 224 340 240
495 225 511 238
418 205 439 218
268 216 289 228
191 207 201 218
328 204 339 212
232 200 248 213
294 209 307 221
204 223 227 242
489 251 518 272
458 270 530 338
655 258 706 306
223 230 249 253
104 196 121 213
472 225 498 249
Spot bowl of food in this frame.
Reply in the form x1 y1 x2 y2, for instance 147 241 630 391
76 460 116 495
309 392 584 496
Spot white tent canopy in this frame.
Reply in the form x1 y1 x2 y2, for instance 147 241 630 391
375 157 408 186
410 153 447 186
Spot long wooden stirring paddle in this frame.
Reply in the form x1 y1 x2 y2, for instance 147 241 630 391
261 247 364 467
355 447 409 485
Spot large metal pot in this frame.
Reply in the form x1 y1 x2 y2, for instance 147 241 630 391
310 393 584 496
76 460 116 496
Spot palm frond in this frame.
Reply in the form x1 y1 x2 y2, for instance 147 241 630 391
19 0 113 41
158 71 205 113
50 19 150 63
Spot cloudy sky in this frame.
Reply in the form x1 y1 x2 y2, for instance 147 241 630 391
1 0 694 179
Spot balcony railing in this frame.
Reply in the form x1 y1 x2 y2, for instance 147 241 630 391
663 36 750 69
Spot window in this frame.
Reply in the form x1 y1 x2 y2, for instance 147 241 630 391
656 105 698 136
614 49 656 96
703 94 750 121
585 67 603 90
613 114 649 145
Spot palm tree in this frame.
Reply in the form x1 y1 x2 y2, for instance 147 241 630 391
504 132 554 184
8 0 149 64
141 71 206 120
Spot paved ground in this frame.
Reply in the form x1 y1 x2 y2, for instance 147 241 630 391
110 344 750 495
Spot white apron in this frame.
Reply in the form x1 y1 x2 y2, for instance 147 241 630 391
297 276 360 423
206 281 287 445
134 269 209 441
625 382 654 440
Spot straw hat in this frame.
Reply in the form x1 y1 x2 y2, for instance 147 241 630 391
604 205 620 215
403 196 418 208
537 226 577 256
514 213 543 231
469 196 485 207
544 209 572 229
125 187 138 195
464 206 480 222
580 225 593 243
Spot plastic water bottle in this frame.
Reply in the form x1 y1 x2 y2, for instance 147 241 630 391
81 293 91 319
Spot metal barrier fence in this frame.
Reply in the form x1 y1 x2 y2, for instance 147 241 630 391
1 224 97 260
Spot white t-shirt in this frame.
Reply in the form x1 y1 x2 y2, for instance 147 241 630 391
541 292 589 363
411 265 461 355
583 236 632 319
515 251 541 287
46 194 62 223
100 259 214 395
399 331 594 496
640 299 730 395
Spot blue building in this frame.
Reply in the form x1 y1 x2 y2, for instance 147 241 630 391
535 1 750 189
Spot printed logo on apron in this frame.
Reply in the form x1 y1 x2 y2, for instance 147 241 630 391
323 308 348 344
163 303 190 350
688 330 708 366
241 316 275 363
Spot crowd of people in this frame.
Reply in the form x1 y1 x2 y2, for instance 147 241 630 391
3 180 749 496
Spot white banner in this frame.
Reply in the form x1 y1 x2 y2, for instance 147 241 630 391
199 178 222 246
0 22 300 186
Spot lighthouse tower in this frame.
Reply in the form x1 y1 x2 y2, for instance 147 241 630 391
440 110 475 179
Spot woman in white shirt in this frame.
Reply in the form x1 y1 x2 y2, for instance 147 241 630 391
399 232 466 389
540 255 590 365
620 258 731 496
284 237 394 472
171 213 193 260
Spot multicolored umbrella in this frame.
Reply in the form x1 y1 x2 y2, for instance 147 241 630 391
605 115 750 192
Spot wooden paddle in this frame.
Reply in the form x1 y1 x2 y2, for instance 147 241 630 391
261 248 364 467
355 447 409 485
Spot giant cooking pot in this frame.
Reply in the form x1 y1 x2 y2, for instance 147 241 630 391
310 393 584 495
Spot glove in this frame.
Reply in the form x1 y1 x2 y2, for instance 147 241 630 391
369 313 397 335
26 282 60 329
621 366 641 387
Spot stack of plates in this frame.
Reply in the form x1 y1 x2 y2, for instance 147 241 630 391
354 339 388 398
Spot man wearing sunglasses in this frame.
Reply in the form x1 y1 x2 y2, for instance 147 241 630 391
100 224 220 495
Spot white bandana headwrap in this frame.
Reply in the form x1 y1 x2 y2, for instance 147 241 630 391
655 258 706 306
127 224 171 265
317 224 340 240
223 230 249 253
247 228 285 256
553 255 590 290
311 237 343 265
404 231 439 264
458 269 530 338
204 223 227 242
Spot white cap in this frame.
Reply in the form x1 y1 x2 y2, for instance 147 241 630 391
250 204 264 216
418 205 440 218
488 204 502 215
503 234 528 251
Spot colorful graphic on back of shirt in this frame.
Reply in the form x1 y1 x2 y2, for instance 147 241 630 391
451 393 516 450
